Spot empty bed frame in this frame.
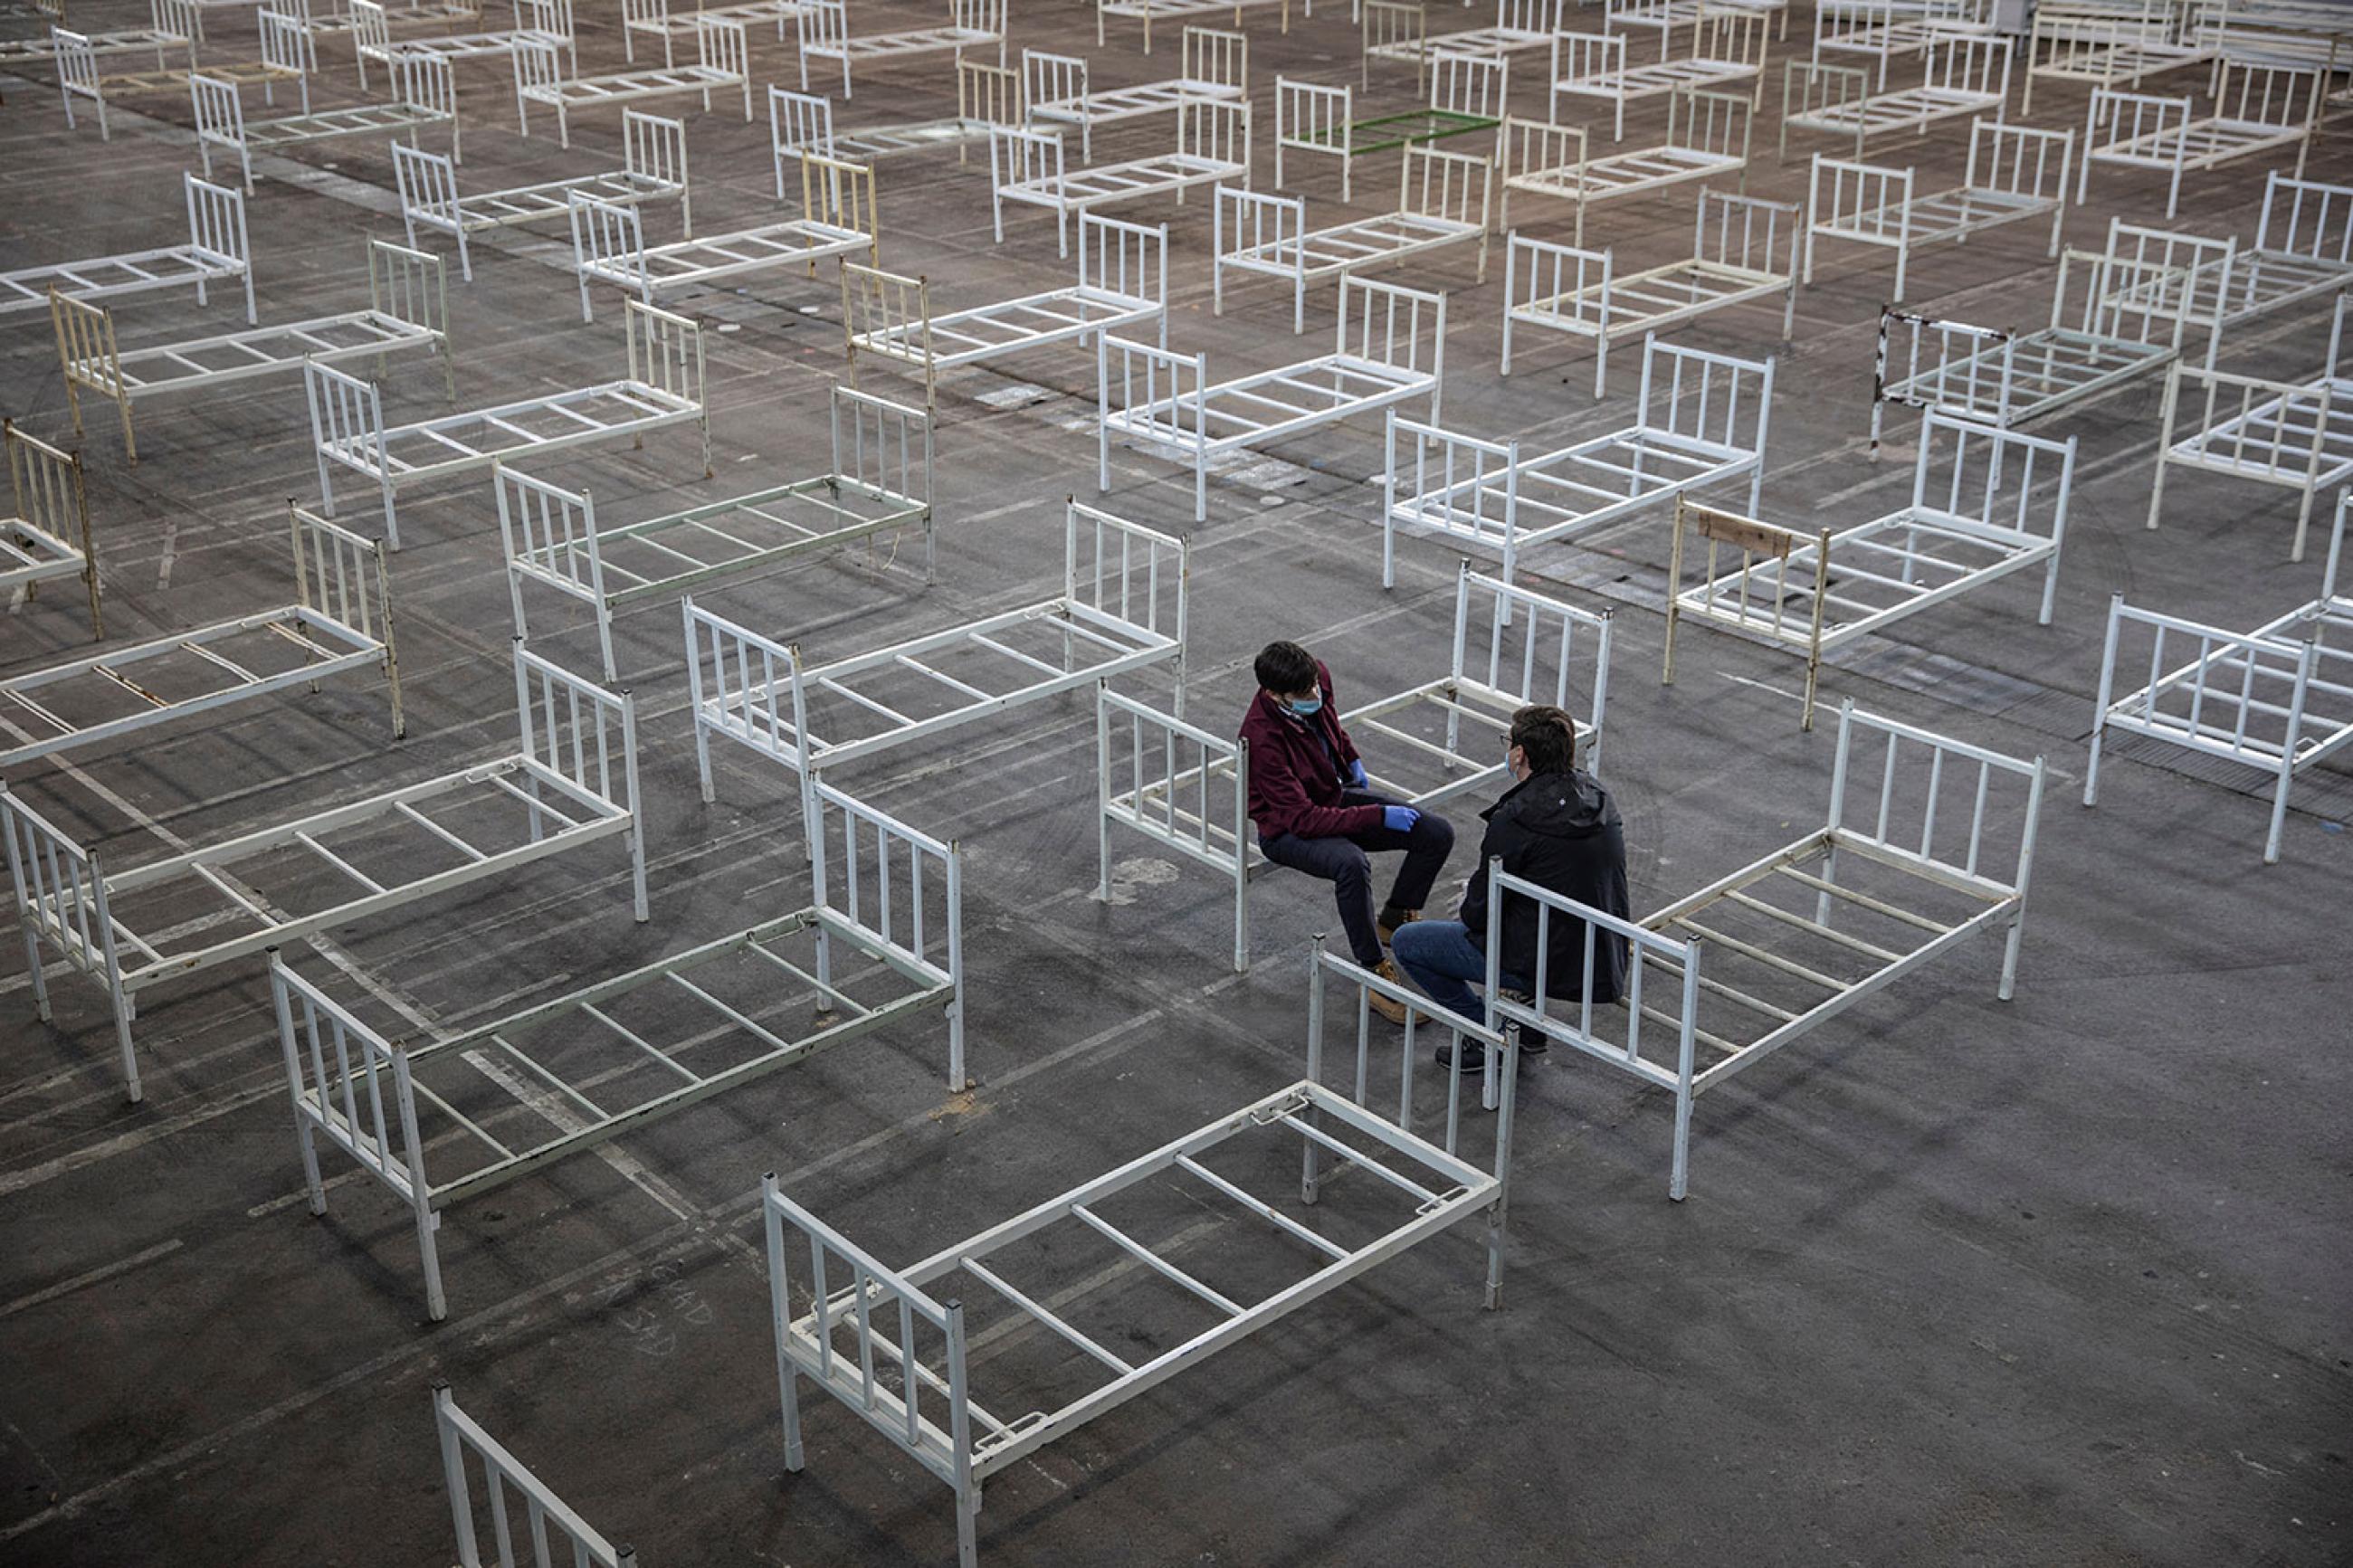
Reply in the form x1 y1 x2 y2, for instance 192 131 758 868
500 382 934 680
768 62 1026 171
1811 0 1992 90
990 98 1251 257
0 423 101 641
513 15 749 147
0 504 401 769
686 498 1187 797
1272 52 1507 204
2144 291 2353 563
1213 144 1491 335
798 0 1005 98
2076 60 2324 218
1801 120 2076 303
1383 337 1777 590
764 944 1519 1567
2156 173 2353 336
1500 186 1796 394
275 781 963 1318
1098 560 1609 970
1777 33 2014 163
1660 413 2080 730
0 0 192 73
1497 86 1755 246
54 5 304 140
2019 0 2215 115
52 237 452 463
1100 276 1446 521
392 111 691 283
1 641 643 1104
567 152 876 320
192 52 457 195
305 297 709 549
434 1385 634 1567
624 0 801 67
1867 227 2228 445
1360 0 1565 90
1024 23 1246 161
1496 701 2046 1199
843 212 1168 406
351 0 578 92
1549 4 1771 141
1 173 253 326
2085 491 2351 864
1096 0 1291 53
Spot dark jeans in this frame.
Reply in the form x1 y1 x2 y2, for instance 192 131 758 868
1390 918 1529 1023
1260 790 1454 967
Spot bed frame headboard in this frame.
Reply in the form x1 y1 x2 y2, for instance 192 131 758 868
1825 701 2047 907
1062 497 1188 707
804 776 966 1086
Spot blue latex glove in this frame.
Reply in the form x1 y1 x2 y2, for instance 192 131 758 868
1345 758 1369 788
1382 804 1420 833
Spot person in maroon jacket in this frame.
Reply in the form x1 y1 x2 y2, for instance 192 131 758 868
1240 640 1456 1022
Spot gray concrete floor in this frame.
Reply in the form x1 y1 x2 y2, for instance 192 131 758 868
1 4 2349 1564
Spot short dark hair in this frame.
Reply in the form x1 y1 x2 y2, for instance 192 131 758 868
1510 705 1577 774
1254 640 1319 696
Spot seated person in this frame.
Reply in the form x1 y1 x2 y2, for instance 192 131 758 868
1240 639 1456 1022
1391 704 1629 1063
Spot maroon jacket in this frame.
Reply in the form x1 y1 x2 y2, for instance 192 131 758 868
1239 660 1385 841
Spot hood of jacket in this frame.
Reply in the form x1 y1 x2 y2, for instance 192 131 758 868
1481 769 1617 838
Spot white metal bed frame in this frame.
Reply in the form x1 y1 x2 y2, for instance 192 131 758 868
764 942 1517 1567
1272 52 1507 204
513 14 748 147
349 0 576 93
624 0 800 68
1098 560 1610 971
797 0 1005 98
687 498 1188 795
768 61 1025 174
1500 186 1796 395
276 785 962 1319
1494 700 2045 1199
0 503 401 769
305 297 709 551
1661 414 2079 730
1605 0 1792 46
499 381 934 681
1360 0 1562 93
2144 291 2352 563
567 151 875 321
0 421 101 642
2075 61 2322 218
54 5 304 139
2020 0 2215 116
1 173 254 325
434 1384 634 1567
0 641 646 1104
1549 5 1771 141
1800 120 2075 303
52 238 451 465
392 110 691 283
1812 0 1992 90
1096 0 1291 54
1383 337 1777 591
1867 231 2227 444
1100 275 1445 522
2085 491 2351 864
843 212 1167 406
990 98 1252 257
2163 172 2353 335
1024 24 1246 161
1778 32 2014 164
0 0 190 71
1496 85 1754 246
193 47 456 194
1213 144 1491 336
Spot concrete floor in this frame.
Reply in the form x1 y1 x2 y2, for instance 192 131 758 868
1 4 2349 1564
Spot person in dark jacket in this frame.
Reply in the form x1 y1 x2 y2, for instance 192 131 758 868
1390 704 1630 1058
1240 640 1456 1022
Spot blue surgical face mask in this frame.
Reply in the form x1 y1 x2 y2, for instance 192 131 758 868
1286 696 1323 717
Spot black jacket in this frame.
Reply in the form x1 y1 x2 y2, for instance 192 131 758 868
1456 769 1630 1003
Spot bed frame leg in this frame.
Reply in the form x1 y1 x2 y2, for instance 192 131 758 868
110 986 141 1106
956 1497 979 1568
1668 1085 1692 1202
418 1205 448 1322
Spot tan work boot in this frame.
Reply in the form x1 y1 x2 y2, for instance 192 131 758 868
1376 906 1419 946
1368 958 1412 1024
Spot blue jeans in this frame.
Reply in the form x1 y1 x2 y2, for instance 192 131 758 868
1389 919 1527 1023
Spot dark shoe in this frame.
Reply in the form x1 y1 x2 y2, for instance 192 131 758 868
1367 958 1411 1024
1377 906 1419 946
